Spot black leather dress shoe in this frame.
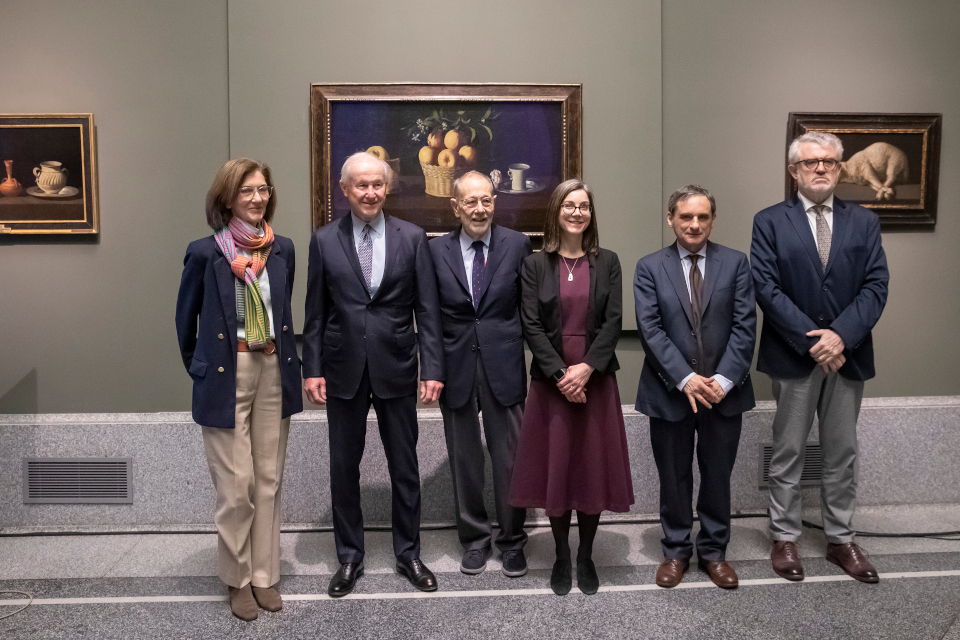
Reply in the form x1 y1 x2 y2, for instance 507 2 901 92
396 558 438 592
328 561 364 597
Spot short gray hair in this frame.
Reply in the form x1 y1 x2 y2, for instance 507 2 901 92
340 151 392 185
667 185 716 217
788 131 844 165
452 171 494 200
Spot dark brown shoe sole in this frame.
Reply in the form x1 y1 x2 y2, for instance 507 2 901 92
772 565 805 581
826 554 880 583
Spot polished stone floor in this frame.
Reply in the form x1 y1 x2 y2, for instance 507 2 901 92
1 505 959 639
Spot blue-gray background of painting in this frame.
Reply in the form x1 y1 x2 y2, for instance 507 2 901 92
329 100 563 216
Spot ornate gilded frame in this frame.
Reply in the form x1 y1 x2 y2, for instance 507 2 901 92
0 113 99 235
786 112 942 230
310 83 582 241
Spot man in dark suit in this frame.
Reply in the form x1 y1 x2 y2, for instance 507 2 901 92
634 185 756 589
430 171 532 577
302 152 445 596
752 131 888 584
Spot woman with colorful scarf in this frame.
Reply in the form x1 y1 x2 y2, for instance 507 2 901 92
176 158 303 621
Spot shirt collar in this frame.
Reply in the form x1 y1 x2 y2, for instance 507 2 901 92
352 210 385 238
676 242 706 261
459 225 492 254
798 191 834 214
236 218 264 237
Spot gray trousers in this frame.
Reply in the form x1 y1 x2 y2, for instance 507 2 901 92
440 357 527 552
768 367 864 544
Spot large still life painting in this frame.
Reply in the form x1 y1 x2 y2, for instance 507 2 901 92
0 114 99 235
786 113 941 230
311 84 582 243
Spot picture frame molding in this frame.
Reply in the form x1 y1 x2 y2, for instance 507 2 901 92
309 82 583 233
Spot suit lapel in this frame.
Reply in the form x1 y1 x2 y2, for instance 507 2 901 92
337 213 369 292
786 197 825 279
442 229 470 295
371 213 399 303
544 251 562 329
700 241 722 314
214 251 239 340
663 243 696 329
476 225 505 309
266 244 286 356
824 198 852 278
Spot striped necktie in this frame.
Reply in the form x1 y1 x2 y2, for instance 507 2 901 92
471 240 486 310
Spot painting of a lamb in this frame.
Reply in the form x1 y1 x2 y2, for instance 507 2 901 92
839 142 909 201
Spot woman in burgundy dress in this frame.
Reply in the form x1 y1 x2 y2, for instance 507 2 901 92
509 179 634 595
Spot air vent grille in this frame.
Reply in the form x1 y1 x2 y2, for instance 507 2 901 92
758 443 822 488
23 458 133 504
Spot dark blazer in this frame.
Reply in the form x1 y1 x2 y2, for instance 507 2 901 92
430 224 532 409
175 234 303 429
302 212 444 399
634 241 756 422
520 248 622 380
750 195 889 381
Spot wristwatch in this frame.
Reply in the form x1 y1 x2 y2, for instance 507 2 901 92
551 367 568 383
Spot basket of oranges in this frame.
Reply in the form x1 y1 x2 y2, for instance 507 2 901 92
418 128 478 197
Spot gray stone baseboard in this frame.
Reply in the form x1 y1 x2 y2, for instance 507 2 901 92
1 396 958 531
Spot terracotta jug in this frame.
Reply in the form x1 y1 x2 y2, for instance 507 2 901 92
33 161 68 194
0 160 22 197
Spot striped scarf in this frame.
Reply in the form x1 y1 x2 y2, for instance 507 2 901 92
214 218 274 349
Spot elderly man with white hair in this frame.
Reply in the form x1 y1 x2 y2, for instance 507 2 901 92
751 131 889 584
303 151 445 596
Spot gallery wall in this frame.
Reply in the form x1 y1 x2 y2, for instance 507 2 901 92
0 1 230 412
661 0 960 399
1 0 957 413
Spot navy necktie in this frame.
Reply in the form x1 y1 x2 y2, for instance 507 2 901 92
471 240 486 310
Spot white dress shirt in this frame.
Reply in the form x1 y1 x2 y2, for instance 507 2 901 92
798 192 834 252
234 219 275 340
459 226 492 305
352 210 386 298
675 243 733 395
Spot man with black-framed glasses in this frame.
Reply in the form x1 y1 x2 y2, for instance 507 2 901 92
429 170 532 578
751 130 889 584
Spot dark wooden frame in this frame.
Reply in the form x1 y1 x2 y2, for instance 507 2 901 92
310 83 583 237
786 112 942 230
0 113 99 235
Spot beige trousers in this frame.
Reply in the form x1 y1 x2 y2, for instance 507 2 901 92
202 351 290 588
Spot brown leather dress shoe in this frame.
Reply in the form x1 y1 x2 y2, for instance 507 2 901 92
771 540 805 581
228 584 258 621
655 558 689 588
252 586 282 612
699 560 738 589
827 542 879 583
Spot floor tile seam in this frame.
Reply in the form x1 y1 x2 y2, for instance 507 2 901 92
94 534 143 580
3 569 958 606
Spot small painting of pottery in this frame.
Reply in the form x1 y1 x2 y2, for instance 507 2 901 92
33 161 69 194
0 160 23 197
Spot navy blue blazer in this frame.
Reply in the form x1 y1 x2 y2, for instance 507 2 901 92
430 224 532 409
302 212 445 399
175 234 303 429
751 196 889 381
634 241 757 421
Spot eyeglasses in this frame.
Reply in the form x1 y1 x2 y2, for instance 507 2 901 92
460 197 494 210
239 185 274 199
561 203 592 214
795 158 840 171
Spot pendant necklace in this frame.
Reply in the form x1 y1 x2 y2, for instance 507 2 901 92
561 255 581 281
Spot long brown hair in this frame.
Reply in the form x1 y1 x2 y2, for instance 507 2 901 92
205 158 277 230
542 178 599 254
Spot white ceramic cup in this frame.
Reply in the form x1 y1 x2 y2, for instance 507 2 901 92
33 161 69 194
507 163 529 191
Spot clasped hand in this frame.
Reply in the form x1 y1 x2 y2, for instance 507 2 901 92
807 329 846 373
557 362 594 404
683 374 726 413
